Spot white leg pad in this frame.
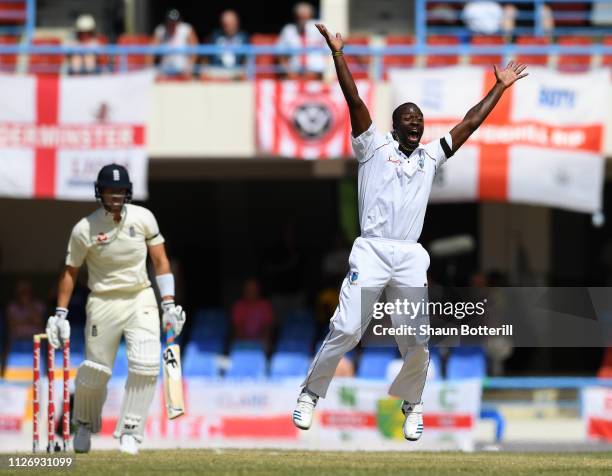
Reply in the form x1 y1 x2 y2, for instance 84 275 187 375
73 360 112 433
114 338 160 441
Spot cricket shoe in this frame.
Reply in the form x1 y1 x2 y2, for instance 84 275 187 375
402 401 424 441
73 424 91 453
292 391 318 430
119 434 139 455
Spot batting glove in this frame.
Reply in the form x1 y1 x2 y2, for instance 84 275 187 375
162 301 186 337
46 307 71 349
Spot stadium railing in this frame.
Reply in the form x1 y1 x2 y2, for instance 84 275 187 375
0 41 610 80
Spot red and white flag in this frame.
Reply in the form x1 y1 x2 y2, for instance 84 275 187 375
0 71 154 201
584 387 612 442
256 79 373 159
390 66 608 213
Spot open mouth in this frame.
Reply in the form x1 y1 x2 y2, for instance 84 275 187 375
408 131 419 142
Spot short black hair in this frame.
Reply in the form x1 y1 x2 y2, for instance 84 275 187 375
392 102 422 126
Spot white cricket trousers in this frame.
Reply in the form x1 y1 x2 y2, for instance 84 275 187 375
302 237 430 403
73 286 160 438
84 287 160 369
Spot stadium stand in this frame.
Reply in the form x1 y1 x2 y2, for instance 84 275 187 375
112 343 129 378
604 36 612 67
557 35 594 71
469 35 505 66
358 351 395 380
226 348 267 379
276 339 311 354
270 351 310 379
344 35 370 80
0 34 17 72
116 33 152 71
27 37 62 74
515 35 551 66
428 348 442 381
447 347 487 380
383 35 415 79
426 34 460 67
250 33 277 79
184 346 219 377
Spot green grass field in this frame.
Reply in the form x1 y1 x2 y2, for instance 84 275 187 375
2 450 612 476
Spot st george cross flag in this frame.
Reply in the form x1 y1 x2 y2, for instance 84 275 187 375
390 66 608 213
0 71 154 201
256 79 373 159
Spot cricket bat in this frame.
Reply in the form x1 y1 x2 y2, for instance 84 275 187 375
162 324 185 419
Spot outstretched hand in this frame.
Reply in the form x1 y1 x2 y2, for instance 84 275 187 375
315 23 344 53
494 61 528 89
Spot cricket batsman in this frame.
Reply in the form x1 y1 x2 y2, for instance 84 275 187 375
293 24 528 440
45 164 186 454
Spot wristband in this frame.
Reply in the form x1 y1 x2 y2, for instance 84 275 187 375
55 307 68 319
162 300 175 311
332 51 343 57
156 273 175 298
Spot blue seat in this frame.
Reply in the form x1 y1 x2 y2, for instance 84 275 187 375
427 347 443 381
276 339 311 354
69 327 86 353
183 350 219 377
188 336 224 354
270 352 310 379
7 351 32 367
284 309 315 324
70 352 85 368
230 340 265 353
112 343 129 377
191 309 229 340
226 349 266 379
279 322 315 342
357 352 395 380
446 347 486 379
361 346 398 358
10 340 32 353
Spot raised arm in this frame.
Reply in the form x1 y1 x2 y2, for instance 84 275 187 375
449 61 528 154
315 24 371 137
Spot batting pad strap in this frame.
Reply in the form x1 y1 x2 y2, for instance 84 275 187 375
440 133 454 159
155 273 175 298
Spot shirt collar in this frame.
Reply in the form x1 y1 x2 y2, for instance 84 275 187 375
99 205 127 224
385 132 424 159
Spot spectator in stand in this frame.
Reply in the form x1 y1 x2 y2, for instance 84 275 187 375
152 8 198 79
67 14 103 75
231 278 275 348
5 280 45 347
203 10 249 80
277 2 326 79
462 1 506 35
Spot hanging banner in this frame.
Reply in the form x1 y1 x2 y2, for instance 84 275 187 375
0 71 154 201
390 66 608 213
256 79 373 159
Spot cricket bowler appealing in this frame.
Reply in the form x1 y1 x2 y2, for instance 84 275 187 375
293 24 528 440
45 164 186 454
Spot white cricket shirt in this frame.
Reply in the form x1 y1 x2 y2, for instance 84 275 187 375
352 123 452 242
66 204 165 294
